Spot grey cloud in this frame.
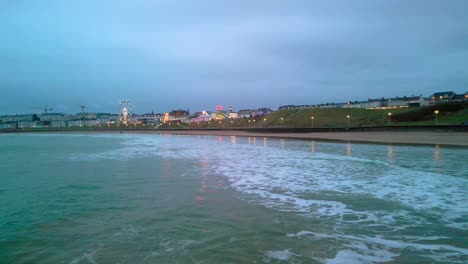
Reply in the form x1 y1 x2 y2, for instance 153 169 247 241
1 0 467 114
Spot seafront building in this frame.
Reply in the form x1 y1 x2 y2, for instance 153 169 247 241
190 111 212 122
279 91 466 110
429 91 468 104
237 108 272 118
342 95 429 109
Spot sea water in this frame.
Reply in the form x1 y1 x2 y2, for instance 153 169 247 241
0 133 467 263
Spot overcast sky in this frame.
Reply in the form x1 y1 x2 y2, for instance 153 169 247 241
1 0 467 114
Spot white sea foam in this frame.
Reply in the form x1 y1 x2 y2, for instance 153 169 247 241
263 249 299 263
68 135 468 263
290 230 468 263
70 135 468 230
70 250 98 264
323 249 398 264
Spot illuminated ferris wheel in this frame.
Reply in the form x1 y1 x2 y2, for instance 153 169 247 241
119 100 133 124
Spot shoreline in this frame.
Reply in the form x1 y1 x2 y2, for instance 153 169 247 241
3 129 468 148
145 130 468 148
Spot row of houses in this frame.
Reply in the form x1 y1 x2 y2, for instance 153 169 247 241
278 91 468 110
342 95 429 109
430 91 468 104
0 113 122 129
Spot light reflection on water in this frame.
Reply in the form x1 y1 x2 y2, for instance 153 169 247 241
387 145 393 159
434 144 440 161
346 143 352 157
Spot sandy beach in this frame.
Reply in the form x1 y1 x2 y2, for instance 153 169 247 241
4 129 467 147
120 130 468 147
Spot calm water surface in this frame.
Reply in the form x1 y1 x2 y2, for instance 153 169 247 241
0 133 467 263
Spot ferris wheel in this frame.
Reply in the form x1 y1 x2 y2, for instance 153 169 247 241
119 100 133 124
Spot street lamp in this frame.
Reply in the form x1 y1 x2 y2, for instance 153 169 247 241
346 115 350 129
280 117 284 126
311 116 314 128
248 120 251 127
388 112 392 126
434 110 439 125
230 120 233 128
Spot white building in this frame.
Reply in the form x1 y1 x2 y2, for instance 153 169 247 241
18 121 36 128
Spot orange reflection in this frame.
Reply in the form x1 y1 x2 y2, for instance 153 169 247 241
161 158 171 179
197 155 209 202
195 196 206 201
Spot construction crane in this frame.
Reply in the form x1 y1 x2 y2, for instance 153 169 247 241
33 105 53 114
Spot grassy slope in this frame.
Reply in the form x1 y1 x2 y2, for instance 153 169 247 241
396 109 468 125
152 103 468 129
158 108 412 129
261 108 411 128
254 102 468 128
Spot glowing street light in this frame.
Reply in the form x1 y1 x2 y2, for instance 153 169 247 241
311 116 314 128
346 115 350 129
388 112 392 126
280 117 284 126
434 110 439 125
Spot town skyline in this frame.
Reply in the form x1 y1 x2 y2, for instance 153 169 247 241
1 89 466 117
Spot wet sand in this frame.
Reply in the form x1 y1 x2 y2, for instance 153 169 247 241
130 130 468 147
4 129 467 147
